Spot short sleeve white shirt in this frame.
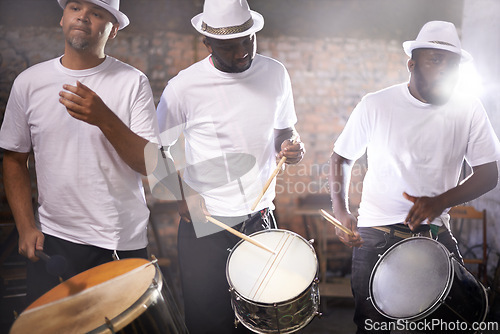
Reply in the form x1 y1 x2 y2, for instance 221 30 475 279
334 83 500 227
157 54 297 217
0 56 159 250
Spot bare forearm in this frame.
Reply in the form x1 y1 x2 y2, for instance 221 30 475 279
329 152 354 215
437 161 498 209
98 113 151 175
3 151 37 231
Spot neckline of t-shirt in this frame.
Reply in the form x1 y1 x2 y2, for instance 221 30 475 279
55 55 113 77
204 55 255 79
402 83 434 108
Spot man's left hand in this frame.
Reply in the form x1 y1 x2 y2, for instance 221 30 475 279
59 80 114 127
278 138 305 164
403 192 444 231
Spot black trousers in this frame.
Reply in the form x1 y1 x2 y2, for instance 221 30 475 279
177 210 276 334
26 233 148 308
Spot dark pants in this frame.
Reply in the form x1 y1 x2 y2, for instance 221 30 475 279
178 210 276 334
351 225 462 334
26 234 148 307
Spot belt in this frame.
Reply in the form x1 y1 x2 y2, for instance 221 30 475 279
370 224 447 239
212 208 270 228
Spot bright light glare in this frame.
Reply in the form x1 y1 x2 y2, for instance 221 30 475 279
457 62 483 97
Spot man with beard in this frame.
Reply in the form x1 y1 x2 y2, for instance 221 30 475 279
154 0 304 332
0 0 158 306
328 21 500 333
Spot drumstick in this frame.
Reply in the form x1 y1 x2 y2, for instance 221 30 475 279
319 209 355 236
206 216 275 254
251 156 287 211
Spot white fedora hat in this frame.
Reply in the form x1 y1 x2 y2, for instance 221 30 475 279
57 0 130 30
191 0 264 40
403 21 472 62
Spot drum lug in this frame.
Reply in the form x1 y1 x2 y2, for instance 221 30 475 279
308 238 315 245
152 278 159 288
105 317 117 334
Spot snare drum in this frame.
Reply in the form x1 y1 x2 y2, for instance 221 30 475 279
10 258 188 334
226 229 320 334
369 237 488 326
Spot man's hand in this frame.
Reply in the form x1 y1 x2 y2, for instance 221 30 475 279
277 138 305 164
403 192 445 231
333 211 363 248
59 80 114 126
177 191 210 224
18 224 45 262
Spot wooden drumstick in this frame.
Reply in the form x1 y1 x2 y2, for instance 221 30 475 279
319 209 355 236
251 156 287 211
206 216 275 254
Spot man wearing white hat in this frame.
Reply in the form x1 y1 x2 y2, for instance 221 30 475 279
329 21 500 333
156 0 304 332
0 0 158 306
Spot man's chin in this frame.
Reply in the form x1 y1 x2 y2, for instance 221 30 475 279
233 60 252 73
427 94 452 106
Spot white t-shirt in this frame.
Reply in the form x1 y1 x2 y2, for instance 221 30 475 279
157 54 297 217
334 83 500 228
0 56 158 250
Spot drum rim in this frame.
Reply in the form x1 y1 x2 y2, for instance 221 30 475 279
10 259 158 334
226 229 319 305
369 236 454 321
88 261 162 333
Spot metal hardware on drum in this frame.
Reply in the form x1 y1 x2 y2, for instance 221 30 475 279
104 317 116 334
369 237 488 333
226 229 320 333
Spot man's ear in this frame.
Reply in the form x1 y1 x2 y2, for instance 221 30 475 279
407 58 415 73
109 24 119 39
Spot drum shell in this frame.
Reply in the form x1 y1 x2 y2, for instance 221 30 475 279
425 258 488 326
9 259 188 334
369 237 488 330
230 280 319 334
226 229 320 334
89 263 188 334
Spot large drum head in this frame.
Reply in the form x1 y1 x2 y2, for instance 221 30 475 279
370 237 453 320
10 259 156 333
227 229 317 304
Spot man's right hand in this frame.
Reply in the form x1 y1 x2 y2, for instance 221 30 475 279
333 211 363 248
177 190 210 224
18 225 45 261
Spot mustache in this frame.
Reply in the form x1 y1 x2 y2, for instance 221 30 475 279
70 25 91 34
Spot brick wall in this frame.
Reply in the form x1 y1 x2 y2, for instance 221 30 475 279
0 25 408 239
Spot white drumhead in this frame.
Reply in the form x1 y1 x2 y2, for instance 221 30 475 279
227 229 317 304
370 237 452 319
